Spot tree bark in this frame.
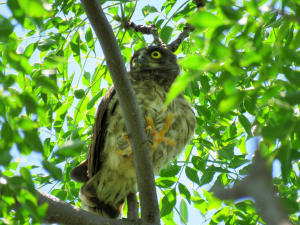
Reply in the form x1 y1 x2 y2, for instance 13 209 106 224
127 193 139 220
79 0 160 223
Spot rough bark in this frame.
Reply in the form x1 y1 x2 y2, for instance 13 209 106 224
80 0 160 223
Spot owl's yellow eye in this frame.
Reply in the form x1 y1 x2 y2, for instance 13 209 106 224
151 51 161 59
132 58 137 66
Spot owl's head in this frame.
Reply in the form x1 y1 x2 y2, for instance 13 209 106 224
129 46 180 86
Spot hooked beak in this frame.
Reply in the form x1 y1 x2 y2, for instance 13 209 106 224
138 56 148 66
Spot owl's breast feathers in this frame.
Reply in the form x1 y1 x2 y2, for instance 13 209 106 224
70 77 195 219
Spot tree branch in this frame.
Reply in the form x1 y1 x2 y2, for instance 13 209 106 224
167 24 194 52
80 0 160 223
36 190 132 225
127 193 139 220
213 150 292 225
122 21 166 47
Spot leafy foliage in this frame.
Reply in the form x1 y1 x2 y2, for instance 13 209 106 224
1 0 300 224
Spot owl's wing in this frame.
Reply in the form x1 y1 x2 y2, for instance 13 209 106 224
70 85 116 182
87 85 116 178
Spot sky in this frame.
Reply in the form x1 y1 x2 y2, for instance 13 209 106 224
0 0 283 224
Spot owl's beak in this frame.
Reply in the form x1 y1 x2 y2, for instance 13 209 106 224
138 56 148 66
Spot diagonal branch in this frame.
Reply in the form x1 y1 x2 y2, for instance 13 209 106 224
213 150 292 225
80 0 160 223
167 23 194 52
122 21 166 47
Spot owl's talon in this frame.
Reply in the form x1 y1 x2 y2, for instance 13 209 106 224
146 113 176 150
148 140 154 147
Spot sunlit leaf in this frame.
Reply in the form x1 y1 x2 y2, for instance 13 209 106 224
55 140 85 157
160 188 176 217
188 11 223 28
179 199 188 224
142 5 158 17
17 0 55 17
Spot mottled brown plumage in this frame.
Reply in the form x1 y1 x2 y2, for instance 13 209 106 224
70 46 195 219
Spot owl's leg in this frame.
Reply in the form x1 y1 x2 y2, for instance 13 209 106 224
116 133 132 156
146 113 176 150
116 113 175 157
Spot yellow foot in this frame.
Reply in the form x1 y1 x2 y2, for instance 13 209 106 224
146 113 176 150
116 133 132 156
116 114 176 158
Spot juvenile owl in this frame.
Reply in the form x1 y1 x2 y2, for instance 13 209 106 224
70 46 196 218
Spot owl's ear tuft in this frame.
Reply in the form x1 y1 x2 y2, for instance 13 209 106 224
70 160 89 183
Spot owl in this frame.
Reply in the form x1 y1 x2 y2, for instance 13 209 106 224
70 46 196 219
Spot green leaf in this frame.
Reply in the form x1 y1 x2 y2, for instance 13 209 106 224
179 199 188 224
43 161 63 180
200 170 215 185
18 116 39 130
142 5 158 17
185 167 200 185
9 162 19 170
191 156 205 171
36 75 59 94
238 114 252 137
218 145 234 160
8 0 25 25
70 31 81 67
212 206 230 223
156 177 177 188
23 43 36 58
276 142 291 183
160 188 176 217
195 105 211 120
159 164 181 177
220 6 242 21
218 91 245 114
188 11 223 28
82 71 91 86
24 130 43 153
20 167 35 193
0 17 14 42
178 183 191 203
85 27 95 51
280 198 299 214
87 89 104 109
164 73 191 108
160 26 173 44
205 165 230 173
191 196 207 215
0 151 13 166
55 140 85 157
281 46 300 66
17 0 55 17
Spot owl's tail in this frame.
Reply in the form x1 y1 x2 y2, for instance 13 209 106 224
70 160 125 219
80 187 125 219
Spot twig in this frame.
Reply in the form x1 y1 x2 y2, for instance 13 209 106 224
193 0 205 9
213 150 292 225
122 21 166 47
167 23 194 52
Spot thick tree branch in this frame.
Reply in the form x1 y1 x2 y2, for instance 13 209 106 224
36 190 134 225
80 0 160 223
213 151 292 225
